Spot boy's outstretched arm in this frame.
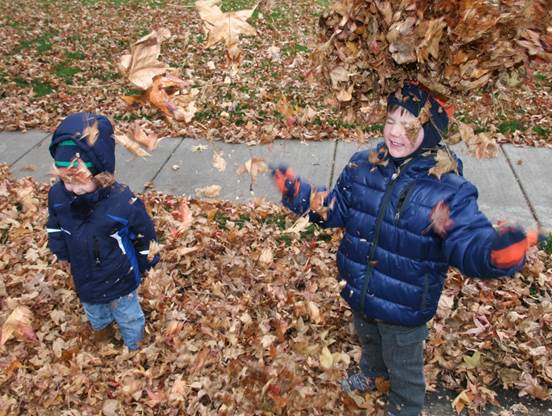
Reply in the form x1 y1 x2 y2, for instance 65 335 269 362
442 182 539 277
128 196 160 272
271 164 351 228
46 195 69 262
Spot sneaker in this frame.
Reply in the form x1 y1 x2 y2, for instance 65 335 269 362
341 372 376 394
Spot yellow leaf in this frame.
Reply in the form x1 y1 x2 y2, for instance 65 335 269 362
463 351 481 369
319 346 333 370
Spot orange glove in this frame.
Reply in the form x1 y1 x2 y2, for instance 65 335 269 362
490 224 543 268
271 164 300 197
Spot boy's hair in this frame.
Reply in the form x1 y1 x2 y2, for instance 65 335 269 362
49 112 116 175
387 81 449 148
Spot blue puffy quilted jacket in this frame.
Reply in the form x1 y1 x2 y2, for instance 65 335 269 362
46 113 159 304
287 143 523 326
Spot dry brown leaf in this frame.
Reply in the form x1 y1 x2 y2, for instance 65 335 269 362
425 200 454 237
51 157 93 184
259 247 273 265
0 306 36 345
147 240 161 262
428 149 458 179
195 184 222 198
114 133 151 158
128 122 160 151
82 121 99 146
212 151 226 172
236 157 268 186
118 29 172 90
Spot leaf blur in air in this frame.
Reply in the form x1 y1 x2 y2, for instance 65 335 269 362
118 29 172 90
428 200 454 237
428 149 458 179
236 157 268 186
195 184 222 198
212 151 226 172
114 133 151 158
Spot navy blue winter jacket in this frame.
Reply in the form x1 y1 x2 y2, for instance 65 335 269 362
47 182 159 304
46 112 159 304
287 144 523 326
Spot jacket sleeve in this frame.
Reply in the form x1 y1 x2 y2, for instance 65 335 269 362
128 195 160 272
308 158 353 229
46 192 69 262
442 182 523 278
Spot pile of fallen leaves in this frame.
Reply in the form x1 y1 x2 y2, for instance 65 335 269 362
1 166 551 415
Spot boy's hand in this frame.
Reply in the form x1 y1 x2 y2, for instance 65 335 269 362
271 164 300 197
490 224 544 268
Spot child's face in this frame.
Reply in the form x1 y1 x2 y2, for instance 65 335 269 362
383 107 424 158
63 178 97 195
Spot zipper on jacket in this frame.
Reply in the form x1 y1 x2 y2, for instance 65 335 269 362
360 160 415 313
93 237 101 266
394 181 416 224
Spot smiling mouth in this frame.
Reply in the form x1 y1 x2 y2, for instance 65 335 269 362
389 139 403 147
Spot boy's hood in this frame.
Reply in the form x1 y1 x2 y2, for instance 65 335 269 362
49 112 116 174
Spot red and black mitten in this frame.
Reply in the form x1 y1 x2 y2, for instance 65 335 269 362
490 224 543 268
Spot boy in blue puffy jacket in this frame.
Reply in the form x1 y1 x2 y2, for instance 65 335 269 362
46 112 159 350
272 82 540 416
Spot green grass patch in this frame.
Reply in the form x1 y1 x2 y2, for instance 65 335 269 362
14 32 55 54
220 0 256 12
364 123 384 133
96 71 121 81
544 234 552 255
532 126 550 138
64 50 86 60
282 43 310 57
267 7 287 23
54 63 80 83
534 72 547 83
498 120 525 134
31 80 55 97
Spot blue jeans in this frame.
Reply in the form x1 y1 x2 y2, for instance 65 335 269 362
353 312 428 416
82 290 145 350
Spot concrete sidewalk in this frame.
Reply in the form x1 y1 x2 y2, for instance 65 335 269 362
1 130 552 415
1 130 550 229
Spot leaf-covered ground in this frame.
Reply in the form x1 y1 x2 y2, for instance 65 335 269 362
1 166 551 415
0 0 550 146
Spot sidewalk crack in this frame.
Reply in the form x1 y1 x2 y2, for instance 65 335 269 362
501 144 540 226
149 138 185 190
328 140 338 188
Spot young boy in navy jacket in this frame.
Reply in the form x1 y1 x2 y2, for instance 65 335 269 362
46 112 159 350
272 82 540 415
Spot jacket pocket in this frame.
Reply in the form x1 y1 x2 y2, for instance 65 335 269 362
420 274 429 310
394 182 416 224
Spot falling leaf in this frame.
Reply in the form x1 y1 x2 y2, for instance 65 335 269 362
196 0 257 70
118 29 172 90
425 200 454 237
428 149 458 179
93 172 116 189
82 121 99 146
195 184 222 198
236 157 268 186
114 133 151 158
147 240 161 262
212 151 226 172
51 157 93 184
129 122 160 151
285 215 310 234
319 346 333 370
1 306 36 345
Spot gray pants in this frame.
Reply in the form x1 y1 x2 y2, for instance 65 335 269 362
353 312 428 416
